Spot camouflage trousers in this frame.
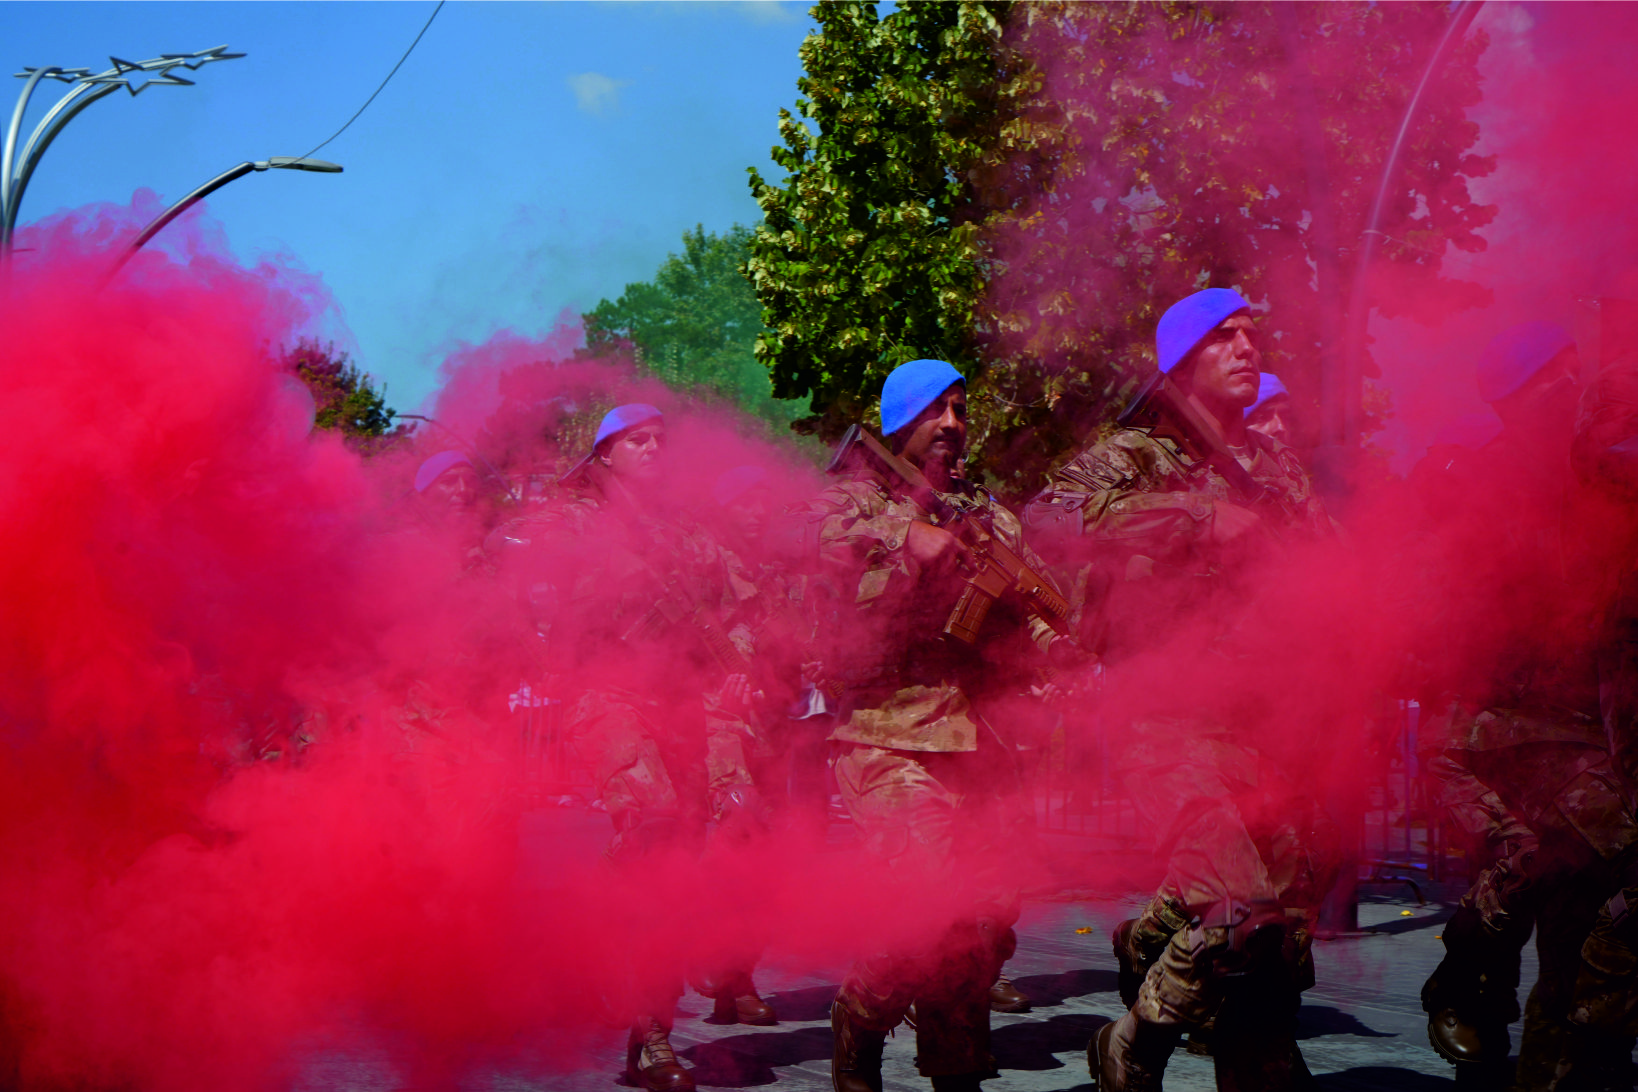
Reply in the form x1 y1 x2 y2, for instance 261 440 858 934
1118 724 1337 1030
832 741 1027 1077
571 691 762 1018
1431 742 1638 1089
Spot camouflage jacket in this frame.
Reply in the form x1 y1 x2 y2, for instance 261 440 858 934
1413 427 1621 752
805 475 1058 753
485 471 737 712
1024 425 1333 661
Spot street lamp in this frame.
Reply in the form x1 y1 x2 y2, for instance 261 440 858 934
2 46 243 257
103 156 343 283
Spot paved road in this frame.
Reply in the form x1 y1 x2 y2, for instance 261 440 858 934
293 892 1501 1091
292 808 1514 1090
643 894 1481 1092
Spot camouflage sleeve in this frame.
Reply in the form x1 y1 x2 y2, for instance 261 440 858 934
807 481 919 608
1051 433 1215 564
1574 363 1638 494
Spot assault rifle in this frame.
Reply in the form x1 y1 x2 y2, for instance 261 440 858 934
620 581 752 680
827 424 1072 644
1117 370 1264 501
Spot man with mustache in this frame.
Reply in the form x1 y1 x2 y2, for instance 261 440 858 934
1026 288 1337 1091
814 359 1063 1092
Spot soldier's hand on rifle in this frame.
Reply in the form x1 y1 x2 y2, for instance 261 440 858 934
720 672 763 714
906 520 974 576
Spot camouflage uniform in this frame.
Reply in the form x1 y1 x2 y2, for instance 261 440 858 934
810 473 1057 1080
1537 358 1638 1089
1411 422 1638 1089
1026 424 1337 1081
487 471 755 1017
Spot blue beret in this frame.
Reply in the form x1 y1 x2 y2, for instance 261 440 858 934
1245 373 1288 417
594 403 663 447
713 464 771 507
1156 288 1253 374
414 450 473 493
1476 322 1575 403
880 359 965 436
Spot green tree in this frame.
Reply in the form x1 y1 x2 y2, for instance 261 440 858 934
745 1 1010 439
583 224 804 428
283 338 408 452
969 1 1494 491
749 1 1494 494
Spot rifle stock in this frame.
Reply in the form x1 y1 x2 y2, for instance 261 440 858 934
1119 372 1265 501
828 424 1072 644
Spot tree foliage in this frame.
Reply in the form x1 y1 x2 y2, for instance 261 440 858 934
749 1 1494 495
583 224 804 428
969 1 1494 491
745 2 1010 439
283 338 407 452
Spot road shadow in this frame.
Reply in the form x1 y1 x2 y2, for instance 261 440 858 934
1009 968 1121 1009
1298 1004 1396 1040
1366 913 1448 937
990 1011 1109 1073
761 984 838 1024
678 1025 834 1088
1316 1066 1455 1090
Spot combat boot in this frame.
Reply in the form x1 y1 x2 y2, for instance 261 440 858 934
1553 1028 1638 1091
832 999 888 1092
709 972 777 1026
988 973 1031 1014
625 1016 695 1092
1422 904 1523 1068
1090 1012 1181 1091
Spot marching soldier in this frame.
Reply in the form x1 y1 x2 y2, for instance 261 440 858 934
487 404 775 1092
1244 373 1293 447
1408 321 1638 1090
1026 287 1338 1090
813 359 1066 1092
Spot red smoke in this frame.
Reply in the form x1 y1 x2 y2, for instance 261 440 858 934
0 201 1019 1091
6 5 1638 1086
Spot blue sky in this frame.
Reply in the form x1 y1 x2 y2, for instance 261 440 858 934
5 1 813 411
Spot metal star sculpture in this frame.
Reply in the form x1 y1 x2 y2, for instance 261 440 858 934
2 46 245 254
16 45 244 95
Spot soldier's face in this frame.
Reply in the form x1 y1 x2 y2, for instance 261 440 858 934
1184 314 1261 411
428 465 480 509
726 486 771 542
1246 396 1292 446
896 384 967 474
601 422 667 483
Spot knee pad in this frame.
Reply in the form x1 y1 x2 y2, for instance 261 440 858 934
1192 898 1287 979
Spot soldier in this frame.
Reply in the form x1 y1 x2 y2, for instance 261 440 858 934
1244 373 1292 447
1410 322 1638 1090
1559 305 1638 1091
486 404 775 1092
1025 287 1338 1091
707 463 835 835
814 359 1064 1092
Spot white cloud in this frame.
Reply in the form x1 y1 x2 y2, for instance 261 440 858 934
732 1 801 25
567 72 630 117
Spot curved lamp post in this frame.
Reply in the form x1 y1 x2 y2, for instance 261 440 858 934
103 156 343 284
1 46 243 258
1328 1 1484 490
